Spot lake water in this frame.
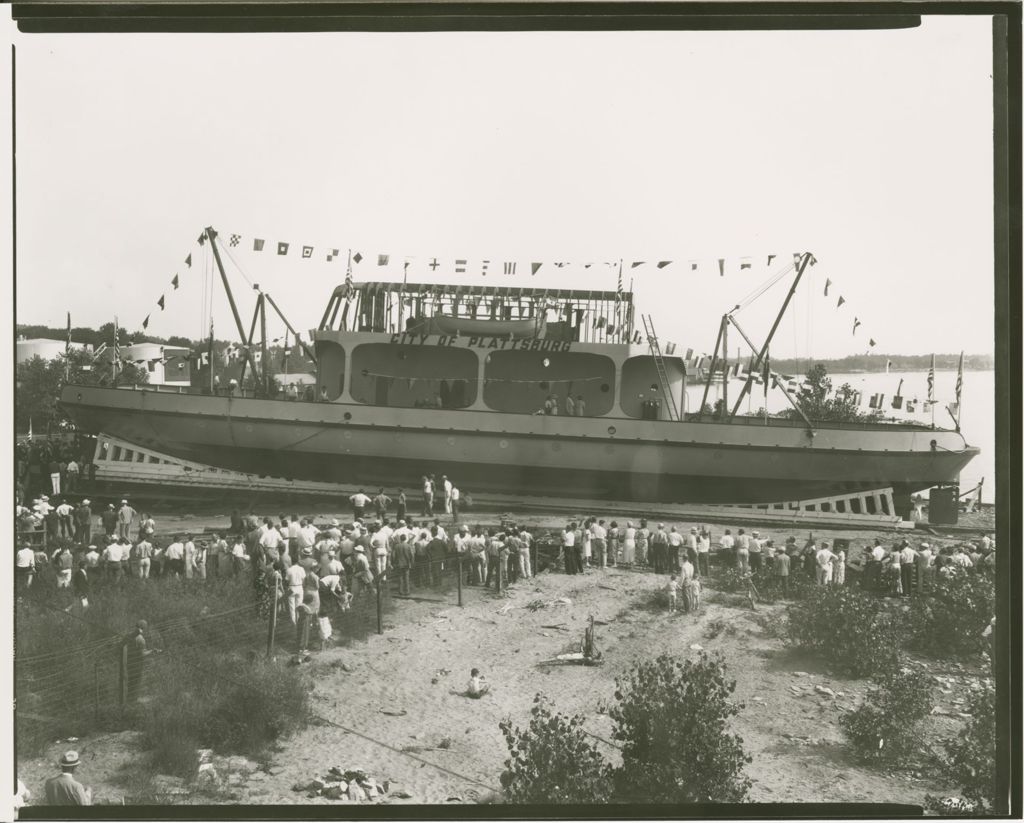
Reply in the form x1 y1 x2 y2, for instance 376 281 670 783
683 369 995 500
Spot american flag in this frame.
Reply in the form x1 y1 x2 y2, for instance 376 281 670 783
344 250 354 296
616 261 623 300
955 351 963 405
927 354 935 402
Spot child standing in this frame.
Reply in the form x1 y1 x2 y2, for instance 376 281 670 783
666 574 679 612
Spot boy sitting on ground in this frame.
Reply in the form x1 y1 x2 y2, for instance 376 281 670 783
467 668 490 698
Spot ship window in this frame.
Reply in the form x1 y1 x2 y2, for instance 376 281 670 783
600 383 610 393
136 452 146 462
111 446 122 461
122 449 134 462
650 384 659 392
148 456 160 464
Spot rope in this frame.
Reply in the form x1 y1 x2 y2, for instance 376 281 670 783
732 262 796 314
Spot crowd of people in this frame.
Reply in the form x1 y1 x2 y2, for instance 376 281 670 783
15 436 94 505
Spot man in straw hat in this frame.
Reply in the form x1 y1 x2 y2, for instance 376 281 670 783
45 750 92 805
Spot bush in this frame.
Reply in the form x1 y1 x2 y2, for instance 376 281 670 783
713 565 815 603
906 570 995 659
941 677 997 812
141 651 310 776
498 695 613 804
840 668 933 761
785 586 902 678
609 652 751 803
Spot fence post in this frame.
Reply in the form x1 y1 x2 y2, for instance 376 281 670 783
267 580 279 657
119 645 128 711
376 575 383 635
457 555 463 607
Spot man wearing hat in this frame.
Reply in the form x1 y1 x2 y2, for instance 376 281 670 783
74 499 92 546
45 750 92 805
117 499 137 541
915 542 933 594
100 504 118 539
351 543 373 599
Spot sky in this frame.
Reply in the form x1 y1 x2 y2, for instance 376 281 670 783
9 16 997 361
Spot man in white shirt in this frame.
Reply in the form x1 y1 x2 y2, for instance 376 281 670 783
562 524 577 575
349 490 371 521
591 520 608 569
442 476 453 514
815 543 838 586
183 536 197 579
667 527 684 574
84 545 101 570
518 528 533 580
748 531 764 573
297 518 318 553
16 545 36 591
164 538 185 578
56 500 75 540
259 520 283 565
370 527 389 577
898 542 917 597
450 486 461 523
283 558 307 624
697 529 711 578
103 540 125 582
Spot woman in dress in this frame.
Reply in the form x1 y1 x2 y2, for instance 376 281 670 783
622 521 637 566
607 521 620 567
636 519 650 567
581 518 593 568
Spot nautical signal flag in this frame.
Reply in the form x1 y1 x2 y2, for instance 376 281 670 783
718 259 725 277
631 261 644 269
171 274 179 290
455 259 467 273
824 278 832 296
767 254 776 266
657 261 671 269
531 263 542 275
837 296 846 308
481 260 490 276
253 238 265 252
229 234 240 247
690 262 698 271
158 295 165 311
740 259 752 270
869 338 876 347
377 254 389 266
504 262 517 275
852 317 861 335
302 246 313 259
142 315 150 330
352 252 363 264
277 242 289 255
327 248 339 262
185 253 192 268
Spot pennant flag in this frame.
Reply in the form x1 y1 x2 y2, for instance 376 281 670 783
767 254 776 266
352 252 363 264
455 259 467 274
142 315 149 330
793 252 801 267
718 259 725 277
229 233 240 247
277 242 289 255
253 238 265 252
596 316 607 329
886 359 892 374
481 260 490 276
869 338 876 347
504 262 517 275
824 278 832 296
422 257 438 271
185 253 192 268
158 295 165 311
740 261 752 270
198 232 206 246
852 317 861 335
690 262 698 271
927 354 935 402
631 261 644 269
302 246 313 259
531 262 542 275
808 254 818 266
837 295 846 308
554 262 567 268
377 254 389 266
665 342 676 355
657 261 671 269
584 263 592 269
606 324 615 335
172 274 179 290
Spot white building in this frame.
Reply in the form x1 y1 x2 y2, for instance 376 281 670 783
95 342 192 386
16 337 91 364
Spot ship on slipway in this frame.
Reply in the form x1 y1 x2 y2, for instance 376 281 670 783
59 229 979 519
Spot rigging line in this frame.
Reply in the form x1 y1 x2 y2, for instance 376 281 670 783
731 263 796 313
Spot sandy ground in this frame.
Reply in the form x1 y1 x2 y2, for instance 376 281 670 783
19 502 991 808
18 558 980 809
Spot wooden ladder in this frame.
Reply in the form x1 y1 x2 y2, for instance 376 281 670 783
641 314 680 421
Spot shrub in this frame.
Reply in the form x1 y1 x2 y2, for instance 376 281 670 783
840 668 933 761
785 586 901 678
498 695 613 804
609 652 751 803
906 569 995 659
141 651 310 776
941 677 997 812
713 565 815 603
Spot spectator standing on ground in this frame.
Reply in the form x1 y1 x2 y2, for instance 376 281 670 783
66 459 80 492
183 535 197 580
450 485 461 523
132 537 153 580
680 555 696 613
773 546 791 597
102 540 124 583
749 531 764 573
122 620 153 702
284 557 307 624
666 574 679 613
117 500 137 541
485 530 504 589
442 476 453 515
56 499 74 540
898 541 917 596
351 545 373 600
349 490 371 522
636 520 650 567
667 526 684 573
101 504 118 539
607 521 620 567
139 513 156 541
164 537 185 578
592 519 608 569
373 489 392 521
650 523 668 574
915 542 933 593
518 527 533 580
815 542 837 586
45 751 91 806
697 528 711 577
421 475 434 517
71 558 90 613
16 544 36 592
622 522 637 566
74 499 92 546
396 489 407 522
833 543 846 587
736 532 750 575
193 540 208 582
562 523 577 575
393 534 414 595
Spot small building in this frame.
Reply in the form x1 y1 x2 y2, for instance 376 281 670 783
95 343 192 386
16 338 91 365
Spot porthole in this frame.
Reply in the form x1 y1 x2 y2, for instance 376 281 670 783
499 439 509 449
600 383 610 393
343 412 352 421
607 426 616 436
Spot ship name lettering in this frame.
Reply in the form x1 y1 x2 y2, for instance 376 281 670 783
389 333 571 352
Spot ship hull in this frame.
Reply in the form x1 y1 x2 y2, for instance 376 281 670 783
60 385 979 513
